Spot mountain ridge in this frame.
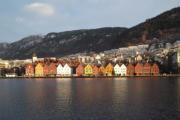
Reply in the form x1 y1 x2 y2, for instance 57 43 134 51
0 7 180 60
113 7 180 48
0 27 127 59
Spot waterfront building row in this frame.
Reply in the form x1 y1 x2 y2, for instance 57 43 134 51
25 62 160 77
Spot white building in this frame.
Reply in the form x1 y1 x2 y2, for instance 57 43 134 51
5 73 17 77
95 55 101 60
177 51 180 69
120 64 127 76
57 64 64 76
78 56 94 63
32 53 38 63
0 59 10 69
62 64 72 76
114 64 121 75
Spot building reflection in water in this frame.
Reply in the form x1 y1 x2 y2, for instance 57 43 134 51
2 77 180 119
68 78 114 118
25 78 46 109
112 77 128 113
21 77 180 119
24 78 64 118
176 77 180 112
55 78 73 119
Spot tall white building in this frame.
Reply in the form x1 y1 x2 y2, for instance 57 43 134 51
114 64 121 75
120 64 127 76
32 53 38 63
177 51 180 68
57 64 63 76
63 64 72 76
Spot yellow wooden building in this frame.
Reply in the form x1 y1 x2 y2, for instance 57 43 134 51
105 63 114 76
84 64 93 76
35 63 44 76
99 65 106 76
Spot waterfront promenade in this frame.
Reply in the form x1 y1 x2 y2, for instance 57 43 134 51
1 74 180 79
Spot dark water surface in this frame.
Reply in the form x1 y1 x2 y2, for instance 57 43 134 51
0 77 180 120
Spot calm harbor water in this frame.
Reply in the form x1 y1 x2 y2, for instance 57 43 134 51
0 77 180 120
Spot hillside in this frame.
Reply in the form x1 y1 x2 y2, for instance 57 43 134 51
0 27 127 59
0 7 180 60
113 7 180 48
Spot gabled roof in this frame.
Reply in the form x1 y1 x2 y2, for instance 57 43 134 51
135 62 143 67
120 64 126 68
85 64 93 68
57 64 63 69
144 62 151 67
114 64 120 68
93 64 99 69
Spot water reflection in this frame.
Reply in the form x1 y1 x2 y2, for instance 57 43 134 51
0 78 180 119
112 78 128 115
55 78 72 119
176 77 180 112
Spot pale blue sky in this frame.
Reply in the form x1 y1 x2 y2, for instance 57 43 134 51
0 0 179 42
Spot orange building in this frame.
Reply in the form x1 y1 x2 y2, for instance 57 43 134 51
105 63 114 76
99 65 106 76
76 63 84 76
151 63 160 75
93 65 99 76
127 63 135 75
143 62 151 75
43 64 49 76
49 63 57 75
135 62 143 75
25 63 34 76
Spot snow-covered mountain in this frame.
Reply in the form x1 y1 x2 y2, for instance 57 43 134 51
0 27 127 59
0 7 180 60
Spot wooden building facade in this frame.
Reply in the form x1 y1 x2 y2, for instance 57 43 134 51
25 63 34 76
135 62 143 75
127 63 135 75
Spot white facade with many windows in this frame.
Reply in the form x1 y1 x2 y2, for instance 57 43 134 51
114 64 121 75
120 64 127 76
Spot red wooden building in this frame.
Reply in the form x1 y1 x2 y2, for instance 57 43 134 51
151 63 160 75
93 65 99 76
49 63 57 75
76 63 84 76
25 63 34 76
135 62 143 75
127 63 135 75
143 62 151 75
43 64 49 76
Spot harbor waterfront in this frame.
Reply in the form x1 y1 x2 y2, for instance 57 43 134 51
0 77 180 120
1 74 180 79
